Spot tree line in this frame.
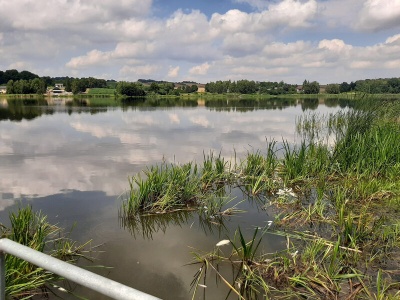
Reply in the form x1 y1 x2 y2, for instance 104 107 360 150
116 81 198 97
6 78 47 95
205 80 300 94
2 69 400 96
1 69 110 95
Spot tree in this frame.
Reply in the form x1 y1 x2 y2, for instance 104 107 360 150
236 80 257 94
116 81 145 97
30 78 46 94
4 70 19 82
6 80 15 94
339 82 351 93
325 84 340 94
64 77 72 92
184 84 198 93
19 70 38 81
302 80 320 94
71 79 86 94
149 82 159 93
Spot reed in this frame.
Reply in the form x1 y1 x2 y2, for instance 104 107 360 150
1 205 93 299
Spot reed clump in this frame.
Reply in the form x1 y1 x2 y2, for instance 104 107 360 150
0 205 93 299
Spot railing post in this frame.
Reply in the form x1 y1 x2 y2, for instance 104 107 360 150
0 251 5 300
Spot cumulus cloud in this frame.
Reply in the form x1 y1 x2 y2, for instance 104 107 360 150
189 62 210 75
386 33 400 44
356 0 400 31
167 66 180 78
66 50 112 69
0 0 152 30
318 39 353 53
210 0 317 34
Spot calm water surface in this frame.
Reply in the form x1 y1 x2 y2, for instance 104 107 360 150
0 97 349 299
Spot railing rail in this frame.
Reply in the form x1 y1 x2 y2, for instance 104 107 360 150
0 238 161 300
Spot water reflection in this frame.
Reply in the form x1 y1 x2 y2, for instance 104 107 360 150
120 210 195 240
0 96 354 122
205 98 299 112
121 210 235 241
0 96 348 299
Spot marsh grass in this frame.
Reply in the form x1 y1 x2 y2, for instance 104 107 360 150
123 162 202 215
122 97 400 298
1 205 93 299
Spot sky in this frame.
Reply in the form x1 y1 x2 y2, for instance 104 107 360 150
0 0 399 84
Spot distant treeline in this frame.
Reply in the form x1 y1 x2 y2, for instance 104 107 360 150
116 81 198 97
206 80 298 94
205 78 400 95
325 78 400 94
0 69 112 95
2 69 400 96
0 69 39 84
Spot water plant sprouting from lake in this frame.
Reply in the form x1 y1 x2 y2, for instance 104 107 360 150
0 205 94 299
122 97 400 298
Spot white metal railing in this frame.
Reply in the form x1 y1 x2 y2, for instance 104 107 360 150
0 238 161 300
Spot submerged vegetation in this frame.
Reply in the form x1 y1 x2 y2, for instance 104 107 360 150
122 97 400 298
0 206 93 299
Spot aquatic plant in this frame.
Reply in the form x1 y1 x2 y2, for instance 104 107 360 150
1 205 93 299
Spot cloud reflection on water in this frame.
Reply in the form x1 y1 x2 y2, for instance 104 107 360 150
0 103 342 209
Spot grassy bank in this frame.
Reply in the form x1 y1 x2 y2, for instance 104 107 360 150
122 97 400 298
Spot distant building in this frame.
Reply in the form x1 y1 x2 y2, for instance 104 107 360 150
48 83 71 96
197 84 206 93
0 86 7 94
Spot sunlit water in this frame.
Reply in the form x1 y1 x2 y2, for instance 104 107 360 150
0 97 349 299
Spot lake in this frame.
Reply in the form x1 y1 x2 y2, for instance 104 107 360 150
0 96 350 299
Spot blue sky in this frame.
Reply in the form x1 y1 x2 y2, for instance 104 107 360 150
0 0 399 84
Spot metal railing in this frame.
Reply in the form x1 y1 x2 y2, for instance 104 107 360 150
0 238 161 300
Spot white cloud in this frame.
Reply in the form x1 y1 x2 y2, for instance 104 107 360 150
120 65 161 77
0 0 152 30
210 1 317 35
318 0 364 28
318 39 353 53
167 66 180 78
356 0 400 31
384 59 400 68
386 33 400 44
8 61 31 70
263 41 311 57
66 50 112 69
189 62 210 75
